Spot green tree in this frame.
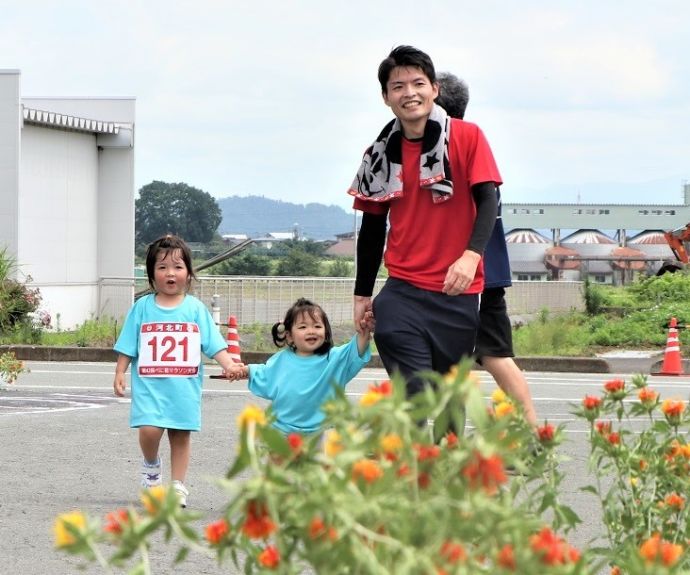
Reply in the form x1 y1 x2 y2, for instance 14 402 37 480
326 259 352 277
210 252 273 276
275 247 320 276
135 181 222 245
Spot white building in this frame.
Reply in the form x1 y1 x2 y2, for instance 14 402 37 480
0 70 135 328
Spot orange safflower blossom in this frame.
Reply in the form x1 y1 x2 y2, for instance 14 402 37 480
141 485 168 515
258 545 281 569
440 540 467 563
583 395 602 410
595 421 612 435
103 509 131 535
462 451 507 495
662 399 685 424
359 380 392 407
380 433 403 455
309 517 337 541
639 533 683 567
205 519 230 545
665 493 685 510
638 387 658 405
352 459 384 483
324 429 343 457
497 544 516 570
415 443 441 462
606 432 621 446
537 423 555 444
604 378 626 399
491 388 508 404
287 432 303 454
54 511 87 548
610 566 621 575
445 432 459 448
494 401 515 418
529 526 580 566
237 404 267 429
242 500 277 539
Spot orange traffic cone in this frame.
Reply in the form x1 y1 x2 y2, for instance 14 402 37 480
224 315 242 363
210 315 242 379
652 317 684 376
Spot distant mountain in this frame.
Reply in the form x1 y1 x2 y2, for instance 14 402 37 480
217 195 360 240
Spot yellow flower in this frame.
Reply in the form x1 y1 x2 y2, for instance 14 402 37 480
324 429 342 457
380 433 403 454
495 401 515 418
237 405 267 429
491 388 508 404
54 511 86 548
141 485 168 515
359 390 384 407
443 365 460 383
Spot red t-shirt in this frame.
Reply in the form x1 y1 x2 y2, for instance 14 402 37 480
353 119 502 293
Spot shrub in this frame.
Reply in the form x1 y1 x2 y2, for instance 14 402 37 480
54 362 587 573
0 247 42 333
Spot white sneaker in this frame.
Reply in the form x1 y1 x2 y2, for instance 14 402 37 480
140 458 162 488
172 480 189 508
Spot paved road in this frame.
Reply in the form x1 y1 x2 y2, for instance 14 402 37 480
2 362 689 574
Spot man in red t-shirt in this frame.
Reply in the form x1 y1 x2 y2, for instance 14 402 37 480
349 45 501 397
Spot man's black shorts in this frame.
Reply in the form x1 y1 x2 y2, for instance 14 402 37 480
475 287 514 359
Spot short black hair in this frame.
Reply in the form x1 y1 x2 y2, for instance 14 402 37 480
145 234 196 290
378 45 436 93
435 72 469 120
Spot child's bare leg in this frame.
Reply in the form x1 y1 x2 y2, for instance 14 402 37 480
139 426 165 462
482 356 538 428
168 429 191 482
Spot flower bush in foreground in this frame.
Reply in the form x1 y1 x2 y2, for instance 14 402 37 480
56 361 589 573
574 374 690 574
0 350 26 384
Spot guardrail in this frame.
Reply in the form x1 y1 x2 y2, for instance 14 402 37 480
98 277 585 326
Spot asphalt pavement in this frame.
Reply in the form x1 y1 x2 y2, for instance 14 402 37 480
3 361 690 574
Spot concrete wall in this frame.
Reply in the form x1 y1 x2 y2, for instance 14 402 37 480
0 71 20 261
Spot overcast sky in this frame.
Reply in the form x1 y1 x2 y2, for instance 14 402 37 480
3 1 689 210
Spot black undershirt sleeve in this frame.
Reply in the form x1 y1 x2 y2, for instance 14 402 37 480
467 182 499 255
354 211 387 296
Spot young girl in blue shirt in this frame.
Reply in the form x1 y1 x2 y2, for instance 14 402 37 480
226 298 372 434
113 234 238 507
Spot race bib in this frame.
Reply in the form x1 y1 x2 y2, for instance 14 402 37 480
138 322 201 377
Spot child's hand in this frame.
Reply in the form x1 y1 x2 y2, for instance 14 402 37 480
113 373 127 397
361 310 375 334
224 363 248 381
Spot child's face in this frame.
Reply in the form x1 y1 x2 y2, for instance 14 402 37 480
152 249 190 296
287 311 326 356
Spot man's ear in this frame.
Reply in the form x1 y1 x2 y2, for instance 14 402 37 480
381 91 391 108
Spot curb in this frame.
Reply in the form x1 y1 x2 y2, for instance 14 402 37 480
1 345 614 373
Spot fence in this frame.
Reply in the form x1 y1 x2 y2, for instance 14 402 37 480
98 276 585 326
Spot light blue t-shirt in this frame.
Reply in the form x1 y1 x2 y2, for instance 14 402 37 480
114 294 227 431
248 336 371 434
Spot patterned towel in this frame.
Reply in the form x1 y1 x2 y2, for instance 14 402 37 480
348 104 453 204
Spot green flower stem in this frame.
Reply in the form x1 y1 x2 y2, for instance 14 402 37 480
138 542 151 575
86 539 113 573
167 516 214 557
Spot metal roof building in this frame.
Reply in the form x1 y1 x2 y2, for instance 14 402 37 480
0 70 135 328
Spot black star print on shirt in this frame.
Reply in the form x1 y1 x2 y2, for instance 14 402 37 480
423 153 440 170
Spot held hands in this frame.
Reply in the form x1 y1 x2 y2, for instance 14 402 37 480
354 295 373 335
442 250 481 295
224 362 249 381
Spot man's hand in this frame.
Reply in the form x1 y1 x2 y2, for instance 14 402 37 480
354 295 373 335
442 250 481 295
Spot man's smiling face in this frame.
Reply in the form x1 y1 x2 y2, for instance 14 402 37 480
383 66 439 138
